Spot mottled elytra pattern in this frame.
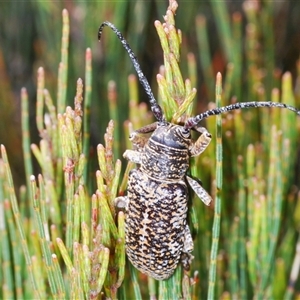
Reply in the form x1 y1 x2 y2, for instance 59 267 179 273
98 21 300 281
126 169 188 280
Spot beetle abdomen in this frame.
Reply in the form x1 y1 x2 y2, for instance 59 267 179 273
125 169 188 280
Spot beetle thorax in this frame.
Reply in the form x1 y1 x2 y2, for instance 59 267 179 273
140 124 191 181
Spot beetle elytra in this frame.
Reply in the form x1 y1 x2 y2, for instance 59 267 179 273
98 21 300 280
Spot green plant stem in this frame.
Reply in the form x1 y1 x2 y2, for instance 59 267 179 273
21 88 33 207
2 200 16 299
57 9 69 114
195 15 214 100
83 48 92 184
1 145 41 299
207 73 223 300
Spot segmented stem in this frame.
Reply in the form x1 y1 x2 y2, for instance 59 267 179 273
98 21 165 123
184 101 300 130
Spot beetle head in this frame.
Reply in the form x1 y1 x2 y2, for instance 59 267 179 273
151 123 191 150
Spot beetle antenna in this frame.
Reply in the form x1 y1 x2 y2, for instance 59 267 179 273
98 21 165 123
184 101 300 130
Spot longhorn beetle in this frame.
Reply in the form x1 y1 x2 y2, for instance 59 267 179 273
98 21 300 281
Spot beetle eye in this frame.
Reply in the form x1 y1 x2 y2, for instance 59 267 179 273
178 127 190 138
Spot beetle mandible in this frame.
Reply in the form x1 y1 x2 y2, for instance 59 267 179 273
98 21 300 280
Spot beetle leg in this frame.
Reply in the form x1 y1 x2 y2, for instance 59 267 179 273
189 127 212 157
114 196 129 212
123 149 142 164
186 175 212 206
129 122 158 150
134 122 158 134
130 135 149 151
181 225 194 271
192 125 207 134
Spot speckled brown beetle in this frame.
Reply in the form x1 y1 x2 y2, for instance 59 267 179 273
98 21 300 280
